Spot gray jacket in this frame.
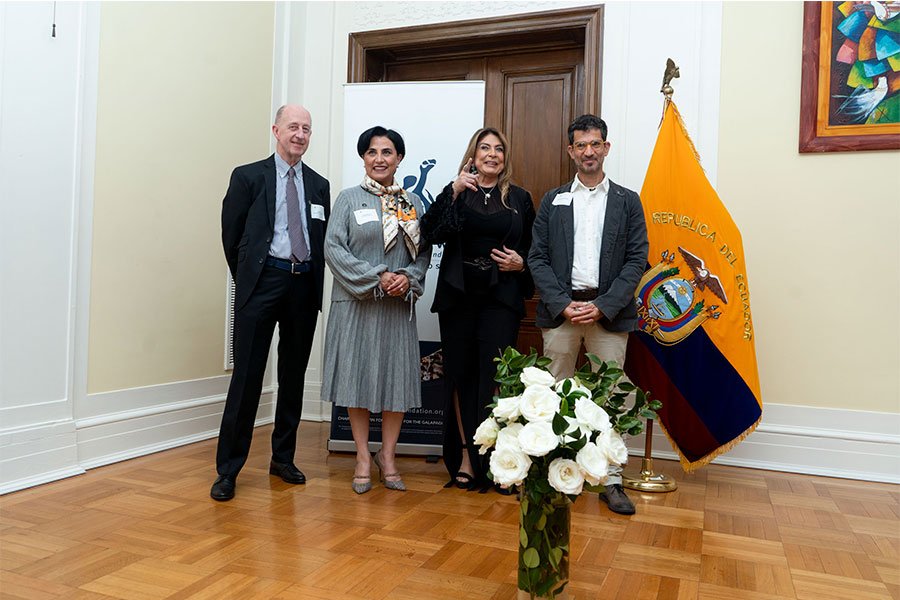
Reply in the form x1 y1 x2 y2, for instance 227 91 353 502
528 179 648 331
324 185 431 302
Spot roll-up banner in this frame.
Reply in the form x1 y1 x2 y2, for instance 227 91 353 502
327 82 486 455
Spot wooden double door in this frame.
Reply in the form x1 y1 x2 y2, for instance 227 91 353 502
349 6 604 351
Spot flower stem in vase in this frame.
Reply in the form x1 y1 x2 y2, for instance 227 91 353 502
517 482 571 599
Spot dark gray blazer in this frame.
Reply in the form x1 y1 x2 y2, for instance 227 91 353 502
528 179 648 331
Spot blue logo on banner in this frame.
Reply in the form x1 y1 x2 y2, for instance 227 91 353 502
402 159 437 210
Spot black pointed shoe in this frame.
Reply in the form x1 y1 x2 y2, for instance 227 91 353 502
599 483 636 515
269 461 306 484
210 475 236 501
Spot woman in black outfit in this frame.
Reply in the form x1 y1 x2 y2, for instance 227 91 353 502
420 127 535 492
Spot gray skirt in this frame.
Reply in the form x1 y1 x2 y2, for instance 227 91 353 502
321 296 422 413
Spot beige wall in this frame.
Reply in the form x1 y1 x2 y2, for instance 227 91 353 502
718 3 899 412
88 2 275 393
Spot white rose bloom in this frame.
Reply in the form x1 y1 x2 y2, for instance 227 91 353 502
492 395 522 422
518 421 559 457
547 458 584 495
489 447 532 487
596 429 629 465
553 378 591 399
573 396 611 433
575 441 610 486
473 418 500 453
495 422 524 452
520 366 556 388
520 385 560 423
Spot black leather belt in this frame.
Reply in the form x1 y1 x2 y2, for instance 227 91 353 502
266 256 311 274
571 288 599 301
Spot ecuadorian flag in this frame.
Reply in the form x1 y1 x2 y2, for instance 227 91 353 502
625 100 762 472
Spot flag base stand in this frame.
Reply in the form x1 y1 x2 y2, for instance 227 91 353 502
622 419 677 493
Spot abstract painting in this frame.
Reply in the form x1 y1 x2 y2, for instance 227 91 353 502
800 1 900 152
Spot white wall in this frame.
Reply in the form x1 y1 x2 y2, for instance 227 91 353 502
0 1 98 491
0 1 279 494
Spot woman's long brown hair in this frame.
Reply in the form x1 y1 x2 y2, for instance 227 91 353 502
457 127 513 210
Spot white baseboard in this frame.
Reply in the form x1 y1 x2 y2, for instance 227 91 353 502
3 388 897 495
624 402 900 484
0 378 275 494
76 390 275 469
0 421 84 495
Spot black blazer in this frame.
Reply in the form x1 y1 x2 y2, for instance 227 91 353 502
221 154 331 310
421 182 535 317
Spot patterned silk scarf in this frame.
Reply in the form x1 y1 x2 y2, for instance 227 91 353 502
361 175 420 260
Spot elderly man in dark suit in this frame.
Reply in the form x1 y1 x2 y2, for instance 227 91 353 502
528 114 648 515
212 104 331 501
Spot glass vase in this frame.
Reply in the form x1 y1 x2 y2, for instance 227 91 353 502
517 486 571 599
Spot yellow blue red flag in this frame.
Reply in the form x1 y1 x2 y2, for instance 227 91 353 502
625 100 762 472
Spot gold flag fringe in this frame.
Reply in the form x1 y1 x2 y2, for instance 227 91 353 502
667 100 704 167
657 412 763 473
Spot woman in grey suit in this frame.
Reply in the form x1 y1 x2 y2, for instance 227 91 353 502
322 126 431 494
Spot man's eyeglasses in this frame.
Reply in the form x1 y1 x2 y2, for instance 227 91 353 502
571 140 608 152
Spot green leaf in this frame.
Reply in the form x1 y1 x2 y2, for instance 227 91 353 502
536 513 547 531
585 352 603 365
519 526 528 548
568 434 587 452
617 381 635 392
649 399 663 410
549 547 563 570
552 412 568 436
639 409 658 420
618 416 640 431
522 547 540 568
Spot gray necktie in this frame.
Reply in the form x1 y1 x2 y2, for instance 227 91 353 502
286 167 308 262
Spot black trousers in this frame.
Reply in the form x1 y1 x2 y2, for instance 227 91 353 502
438 296 520 485
216 265 318 477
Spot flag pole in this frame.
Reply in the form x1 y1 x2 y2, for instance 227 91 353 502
622 58 682 494
622 417 677 492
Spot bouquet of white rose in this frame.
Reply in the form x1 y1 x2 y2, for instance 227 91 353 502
475 346 659 599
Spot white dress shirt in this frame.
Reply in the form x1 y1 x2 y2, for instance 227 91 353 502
570 174 609 291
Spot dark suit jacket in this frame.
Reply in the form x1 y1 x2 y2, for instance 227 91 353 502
528 179 648 331
221 155 331 311
421 182 535 317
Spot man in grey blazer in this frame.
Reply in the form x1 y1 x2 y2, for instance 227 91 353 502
528 114 648 515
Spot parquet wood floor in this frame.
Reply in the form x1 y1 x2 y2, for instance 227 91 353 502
1 423 897 599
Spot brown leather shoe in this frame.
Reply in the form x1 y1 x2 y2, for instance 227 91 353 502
599 484 635 515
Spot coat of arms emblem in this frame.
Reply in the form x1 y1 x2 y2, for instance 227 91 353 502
636 247 728 345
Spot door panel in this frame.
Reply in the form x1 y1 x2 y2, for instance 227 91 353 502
386 58 486 82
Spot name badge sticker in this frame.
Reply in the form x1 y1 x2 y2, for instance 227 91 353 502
311 204 326 221
354 208 379 225
552 192 573 206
